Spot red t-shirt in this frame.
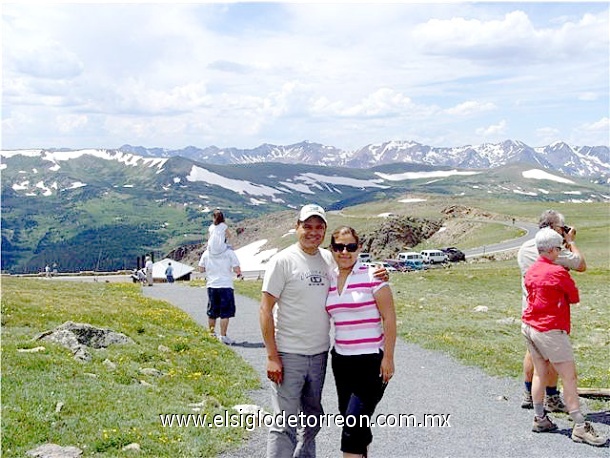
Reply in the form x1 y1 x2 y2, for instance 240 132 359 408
522 257 579 333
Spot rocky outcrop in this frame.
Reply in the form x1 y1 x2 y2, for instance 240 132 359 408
36 321 134 362
359 216 444 259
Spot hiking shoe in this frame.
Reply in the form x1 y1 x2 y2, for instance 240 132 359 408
532 415 558 433
572 422 607 446
219 335 234 345
544 393 567 413
521 391 533 409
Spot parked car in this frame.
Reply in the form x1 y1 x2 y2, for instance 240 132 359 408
397 252 424 270
441 247 466 262
380 262 398 272
384 259 412 272
420 249 448 264
358 253 372 263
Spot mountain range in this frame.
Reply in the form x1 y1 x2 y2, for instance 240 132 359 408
117 139 610 181
1 139 608 274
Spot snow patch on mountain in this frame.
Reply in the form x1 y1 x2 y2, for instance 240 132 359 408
375 170 480 181
1 149 168 170
234 239 278 272
398 198 427 203
278 181 316 195
186 165 280 197
1 149 43 158
514 189 538 196
522 169 576 184
296 172 388 189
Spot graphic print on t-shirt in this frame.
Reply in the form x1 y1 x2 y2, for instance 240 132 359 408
301 269 328 287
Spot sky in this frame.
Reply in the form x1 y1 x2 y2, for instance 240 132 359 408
2 1 609 152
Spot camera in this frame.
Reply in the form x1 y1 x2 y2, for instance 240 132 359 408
562 225 572 235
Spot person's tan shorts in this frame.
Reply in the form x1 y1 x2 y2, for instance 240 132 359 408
521 324 574 363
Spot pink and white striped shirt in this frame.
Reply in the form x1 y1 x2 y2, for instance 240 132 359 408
326 262 388 355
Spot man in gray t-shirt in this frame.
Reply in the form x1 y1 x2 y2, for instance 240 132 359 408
260 204 386 457
260 204 332 458
517 210 586 412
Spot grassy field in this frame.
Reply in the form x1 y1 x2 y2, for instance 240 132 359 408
232 261 609 389
3 198 608 456
232 197 610 391
1 278 259 457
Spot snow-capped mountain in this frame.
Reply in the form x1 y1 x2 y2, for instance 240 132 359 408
116 139 609 179
2 143 608 274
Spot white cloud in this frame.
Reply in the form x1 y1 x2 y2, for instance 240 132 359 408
57 114 88 133
445 101 496 116
1 3 608 150
476 120 508 137
571 117 610 146
535 127 561 145
578 92 599 101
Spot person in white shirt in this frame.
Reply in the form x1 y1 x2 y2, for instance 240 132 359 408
199 248 242 345
145 256 154 287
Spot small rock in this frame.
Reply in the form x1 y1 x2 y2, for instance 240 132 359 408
158 345 170 353
232 404 271 417
26 443 83 457
55 402 64 413
122 443 141 452
18 346 46 353
473 306 489 313
496 317 518 325
103 359 117 371
139 380 153 387
139 368 164 377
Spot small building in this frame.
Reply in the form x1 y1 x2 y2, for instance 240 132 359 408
152 259 194 282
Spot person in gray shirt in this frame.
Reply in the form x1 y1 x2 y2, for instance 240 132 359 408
517 209 586 412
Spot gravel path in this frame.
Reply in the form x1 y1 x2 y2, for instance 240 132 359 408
143 284 609 457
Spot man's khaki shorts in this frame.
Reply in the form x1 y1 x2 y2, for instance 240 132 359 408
522 324 574 363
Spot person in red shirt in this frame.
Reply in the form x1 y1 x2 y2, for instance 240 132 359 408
522 228 606 446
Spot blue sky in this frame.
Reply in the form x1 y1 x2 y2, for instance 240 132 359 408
2 1 608 151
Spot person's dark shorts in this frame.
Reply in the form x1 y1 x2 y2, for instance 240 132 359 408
207 288 236 319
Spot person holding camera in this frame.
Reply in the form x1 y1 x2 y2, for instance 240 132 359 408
517 210 586 412
521 227 605 446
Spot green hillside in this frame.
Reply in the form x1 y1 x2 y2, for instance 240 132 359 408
1 153 608 273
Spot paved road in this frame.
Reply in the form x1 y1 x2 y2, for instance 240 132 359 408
143 284 609 458
464 220 539 259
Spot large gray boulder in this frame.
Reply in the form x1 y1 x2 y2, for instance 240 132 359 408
36 321 134 362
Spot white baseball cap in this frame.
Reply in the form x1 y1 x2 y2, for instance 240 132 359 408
298 204 327 224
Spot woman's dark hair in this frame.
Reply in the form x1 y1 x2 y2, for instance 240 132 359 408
213 209 225 225
330 226 360 246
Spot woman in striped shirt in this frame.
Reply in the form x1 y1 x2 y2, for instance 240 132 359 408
326 226 397 458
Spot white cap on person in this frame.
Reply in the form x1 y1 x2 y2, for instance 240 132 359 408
298 204 327 225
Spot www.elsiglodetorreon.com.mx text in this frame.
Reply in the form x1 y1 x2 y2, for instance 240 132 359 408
160 411 452 432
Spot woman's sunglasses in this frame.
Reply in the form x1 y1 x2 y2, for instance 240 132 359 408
331 243 359 253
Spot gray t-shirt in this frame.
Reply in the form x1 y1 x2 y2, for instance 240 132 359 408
262 243 334 355
517 237 583 310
